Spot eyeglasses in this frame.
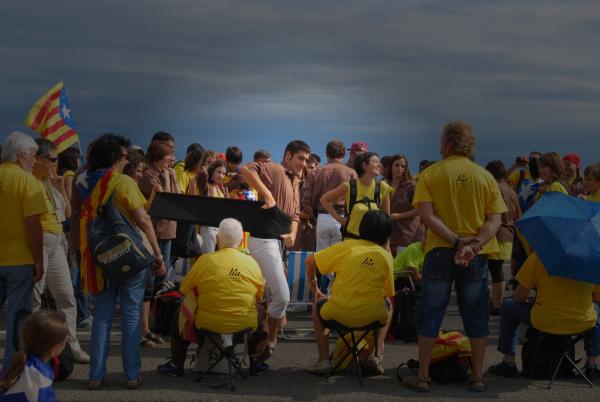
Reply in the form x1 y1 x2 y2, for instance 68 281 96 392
45 156 58 163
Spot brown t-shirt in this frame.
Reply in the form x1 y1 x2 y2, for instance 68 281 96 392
389 179 424 247
138 165 179 240
244 161 300 222
302 162 357 213
497 180 520 243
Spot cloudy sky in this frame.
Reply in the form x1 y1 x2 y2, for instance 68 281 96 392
1 0 599 170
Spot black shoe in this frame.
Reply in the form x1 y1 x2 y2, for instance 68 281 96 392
249 361 270 376
157 360 184 377
488 361 519 378
584 365 600 381
489 306 500 316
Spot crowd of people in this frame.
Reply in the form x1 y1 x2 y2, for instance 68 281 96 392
0 120 599 398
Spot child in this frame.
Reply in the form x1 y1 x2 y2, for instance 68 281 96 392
0 311 69 402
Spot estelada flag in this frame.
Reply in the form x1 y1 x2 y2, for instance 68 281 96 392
24 81 80 153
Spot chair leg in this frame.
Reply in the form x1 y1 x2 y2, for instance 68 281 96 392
227 347 236 391
547 353 566 389
564 354 594 388
350 330 364 387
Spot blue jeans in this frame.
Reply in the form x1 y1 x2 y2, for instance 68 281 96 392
0 265 33 367
158 239 174 282
584 304 600 358
497 298 533 356
89 268 147 381
416 248 489 338
71 253 91 324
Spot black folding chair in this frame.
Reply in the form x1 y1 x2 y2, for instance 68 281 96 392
326 320 383 386
546 331 594 389
194 328 252 391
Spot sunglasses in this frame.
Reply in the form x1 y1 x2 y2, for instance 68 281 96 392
45 156 58 163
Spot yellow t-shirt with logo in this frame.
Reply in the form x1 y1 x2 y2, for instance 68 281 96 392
0 163 49 266
413 155 508 254
344 179 393 237
38 179 63 235
182 248 265 333
516 253 597 334
315 239 395 327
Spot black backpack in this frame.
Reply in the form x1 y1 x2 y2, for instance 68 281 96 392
88 192 155 287
396 356 470 384
342 178 382 238
521 329 576 379
391 287 418 341
151 282 184 336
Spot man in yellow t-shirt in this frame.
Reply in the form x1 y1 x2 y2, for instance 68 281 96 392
488 252 597 378
405 121 507 393
158 218 268 377
305 210 395 375
0 131 48 366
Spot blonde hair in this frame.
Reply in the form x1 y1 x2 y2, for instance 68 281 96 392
539 152 564 180
442 121 476 159
0 311 68 391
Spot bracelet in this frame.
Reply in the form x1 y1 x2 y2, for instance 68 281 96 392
453 237 461 249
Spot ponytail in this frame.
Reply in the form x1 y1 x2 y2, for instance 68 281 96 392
0 350 27 391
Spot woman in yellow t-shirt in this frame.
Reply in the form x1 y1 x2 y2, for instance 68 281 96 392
57 147 81 205
320 152 392 239
538 152 571 196
197 160 228 254
583 164 600 203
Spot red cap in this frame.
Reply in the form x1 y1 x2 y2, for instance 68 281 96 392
348 141 368 152
563 153 580 168
217 152 226 161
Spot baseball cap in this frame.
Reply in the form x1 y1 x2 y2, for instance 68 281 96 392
348 141 368 152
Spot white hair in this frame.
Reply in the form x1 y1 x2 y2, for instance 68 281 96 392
217 218 243 249
1 131 38 163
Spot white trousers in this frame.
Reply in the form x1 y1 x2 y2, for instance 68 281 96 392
248 237 289 319
200 226 219 255
33 232 81 352
316 213 342 251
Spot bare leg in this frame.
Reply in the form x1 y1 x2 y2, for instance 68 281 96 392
417 335 436 380
469 337 487 379
267 315 283 349
141 301 151 336
491 282 505 309
311 303 330 361
376 301 393 356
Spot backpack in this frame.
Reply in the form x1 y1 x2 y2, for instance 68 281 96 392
342 178 382 238
390 287 417 341
151 282 184 336
52 343 74 382
396 331 472 384
87 192 155 287
521 328 576 379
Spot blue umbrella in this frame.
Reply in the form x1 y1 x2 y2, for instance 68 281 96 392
516 192 600 284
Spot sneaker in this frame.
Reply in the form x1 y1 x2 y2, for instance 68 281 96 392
488 361 519 378
157 360 184 377
584 364 600 381
307 359 331 375
249 361 270 376
73 349 91 364
362 354 384 375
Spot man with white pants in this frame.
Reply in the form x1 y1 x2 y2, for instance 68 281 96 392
241 140 310 355
32 138 89 364
302 140 357 252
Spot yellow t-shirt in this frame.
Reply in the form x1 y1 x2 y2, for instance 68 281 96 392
111 173 147 223
393 241 425 276
63 170 75 179
516 253 597 334
0 163 49 265
547 181 570 195
344 179 393 237
413 155 508 254
182 248 265 333
587 191 600 203
315 239 395 327
38 179 63 235
177 169 196 195
508 169 531 189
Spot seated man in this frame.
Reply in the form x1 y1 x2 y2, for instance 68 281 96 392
393 240 425 290
488 252 598 377
157 218 269 377
305 210 395 375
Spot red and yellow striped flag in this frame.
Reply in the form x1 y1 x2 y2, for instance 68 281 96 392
24 81 80 153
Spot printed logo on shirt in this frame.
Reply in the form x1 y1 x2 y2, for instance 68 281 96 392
228 267 242 280
362 257 375 270
455 173 472 190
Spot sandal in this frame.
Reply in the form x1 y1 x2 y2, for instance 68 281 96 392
144 332 165 344
251 343 275 363
141 338 157 347
402 375 431 393
126 377 143 390
88 379 106 390
468 376 486 392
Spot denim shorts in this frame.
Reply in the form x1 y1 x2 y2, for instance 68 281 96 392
415 248 490 338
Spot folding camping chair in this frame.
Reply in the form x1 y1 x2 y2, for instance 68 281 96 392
280 250 314 340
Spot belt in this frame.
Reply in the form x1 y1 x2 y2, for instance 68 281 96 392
318 208 345 215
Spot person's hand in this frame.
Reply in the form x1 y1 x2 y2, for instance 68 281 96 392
32 261 44 283
313 287 326 303
262 192 276 209
153 256 166 276
49 172 65 191
454 244 476 267
280 233 295 248
337 216 348 226
457 236 482 254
